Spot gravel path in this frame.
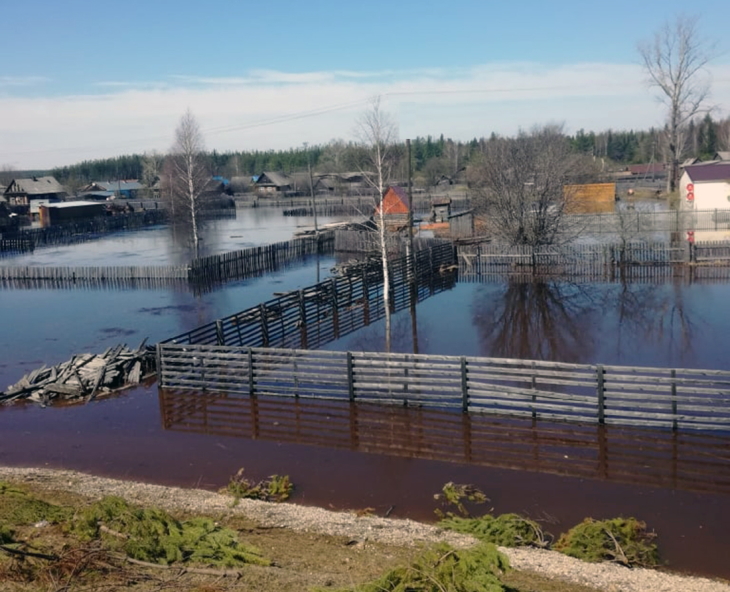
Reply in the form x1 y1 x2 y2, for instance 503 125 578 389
1 466 728 592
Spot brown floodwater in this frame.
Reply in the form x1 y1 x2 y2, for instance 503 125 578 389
0 384 728 580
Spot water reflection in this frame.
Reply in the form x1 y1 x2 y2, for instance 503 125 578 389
470 278 704 365
159 390 730 497
472 280 599 362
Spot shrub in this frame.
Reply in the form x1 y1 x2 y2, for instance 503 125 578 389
223 468 293 503
323 542 510 592
554 517 659 567
73 496 268 567
0 481 70 525
433 482 488 518
440 513 551 548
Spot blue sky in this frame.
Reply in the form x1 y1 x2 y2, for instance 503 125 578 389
1 0 729 169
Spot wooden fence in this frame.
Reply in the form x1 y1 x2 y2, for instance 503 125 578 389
188 231 334 286
0 232 338 290
334 229 451 254
157 346 730 432
568 208 730 234
0 210 168 254
163 243 458 348
159 391 730 496
457 241 730 278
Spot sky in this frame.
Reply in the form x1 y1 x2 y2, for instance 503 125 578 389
1 0 729 170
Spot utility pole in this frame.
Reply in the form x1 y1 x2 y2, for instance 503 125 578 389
406 139 415 279
309 158 318 233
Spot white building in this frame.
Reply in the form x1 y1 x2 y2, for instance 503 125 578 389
680 162 730 241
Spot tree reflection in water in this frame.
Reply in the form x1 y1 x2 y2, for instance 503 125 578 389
472 279 599 362
471 277 702 366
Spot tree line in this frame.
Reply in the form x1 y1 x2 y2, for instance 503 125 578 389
45 115 729 188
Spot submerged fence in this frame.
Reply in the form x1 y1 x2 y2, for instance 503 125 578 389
0 210 168 254
0 232 338 290
159 391 730 496
157 346 730 432
457 241 730 278
162 243 457 348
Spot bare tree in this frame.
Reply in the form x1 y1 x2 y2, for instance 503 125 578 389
0 164 16 187
638 15 716 193
167 111 209 252
355 97 399 352
470 125 593 247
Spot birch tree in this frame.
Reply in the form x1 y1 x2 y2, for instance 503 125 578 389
638 16 715 192
168 111 209 252
356 97 398 352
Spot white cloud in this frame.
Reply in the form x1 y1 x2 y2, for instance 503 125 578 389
1 62 729 169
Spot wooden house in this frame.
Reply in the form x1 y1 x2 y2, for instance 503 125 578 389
81 180 143 199
3 176 66 216
254 172 293 194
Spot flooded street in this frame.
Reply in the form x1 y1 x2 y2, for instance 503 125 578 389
2 216 730 579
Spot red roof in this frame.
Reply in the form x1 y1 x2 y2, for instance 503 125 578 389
685 163 730 183
376 186 410 215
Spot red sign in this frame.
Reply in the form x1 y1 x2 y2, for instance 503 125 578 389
687 192 695 202
686 230 695 244
687 183 694 192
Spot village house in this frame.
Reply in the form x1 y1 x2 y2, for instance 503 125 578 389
81 180 143 199
375 186 411 231
253 172 293 194
3 176 67 216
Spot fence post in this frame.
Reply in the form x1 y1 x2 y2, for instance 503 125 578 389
215 320 225 346
460 357 469 413
531 361 537 420
259 304 269 347
596 364 605 424
155 343 162 384
671 369 678 431
248 348 255 397
298 290 308 349
331 277 340 338
347 352 355 401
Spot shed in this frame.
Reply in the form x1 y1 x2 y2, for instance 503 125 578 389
564 183 616 214
680 163 730 210
38 201 107 226
431 197 452 223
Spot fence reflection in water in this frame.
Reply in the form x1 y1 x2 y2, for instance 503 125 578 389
158 390 730 497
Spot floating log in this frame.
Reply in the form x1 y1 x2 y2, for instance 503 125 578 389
1 341 155 407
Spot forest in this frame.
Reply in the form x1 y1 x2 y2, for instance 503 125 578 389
41 113 730 186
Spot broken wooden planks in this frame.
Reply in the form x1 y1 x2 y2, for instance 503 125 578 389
1 340 154 407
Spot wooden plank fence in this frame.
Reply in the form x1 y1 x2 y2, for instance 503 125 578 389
458 241 730 278
159 391 730 495
163 243 458 348
157 345 730 432
0 232 339 290
0 210 169 254
334 229 451 254
188 231 334 286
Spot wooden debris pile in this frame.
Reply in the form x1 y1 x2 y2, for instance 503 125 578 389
1 341 155 406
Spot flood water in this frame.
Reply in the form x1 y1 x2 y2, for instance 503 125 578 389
2 217 730 579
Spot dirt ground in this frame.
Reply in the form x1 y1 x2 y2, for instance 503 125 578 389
1 467 728 592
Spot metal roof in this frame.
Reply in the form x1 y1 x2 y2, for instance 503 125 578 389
684 163 730 183
5 176 65 195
